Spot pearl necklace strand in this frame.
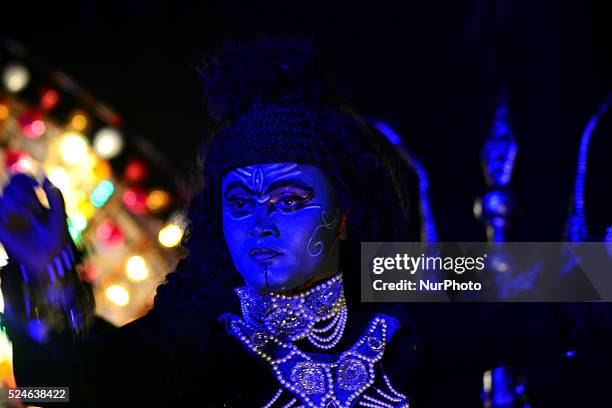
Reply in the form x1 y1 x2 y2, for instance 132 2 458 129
272 274 348 350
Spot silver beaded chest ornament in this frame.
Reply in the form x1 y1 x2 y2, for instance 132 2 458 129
221 274 409 408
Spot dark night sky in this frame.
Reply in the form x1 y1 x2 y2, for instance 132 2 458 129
2 0 611 241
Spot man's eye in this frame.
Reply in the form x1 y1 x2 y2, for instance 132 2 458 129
227 198 252 212
282 197 295 206
275 195 303 210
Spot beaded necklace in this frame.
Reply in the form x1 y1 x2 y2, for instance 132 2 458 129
235 273 348 349
221 273 410 407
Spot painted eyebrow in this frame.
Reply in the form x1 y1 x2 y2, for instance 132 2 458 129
223 181 254 197
264 180 314 195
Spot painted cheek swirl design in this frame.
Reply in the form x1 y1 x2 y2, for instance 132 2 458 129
307 209 340 257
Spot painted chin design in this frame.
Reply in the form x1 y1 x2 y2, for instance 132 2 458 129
248 247 282 262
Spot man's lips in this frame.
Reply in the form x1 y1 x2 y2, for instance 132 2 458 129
248 247 282 261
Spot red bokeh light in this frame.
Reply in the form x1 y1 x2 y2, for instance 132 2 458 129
19 110 46 139
40 88 60 111
80 263 100 282
5 150 33 174
124 159 148 183
96 219 124 246
122 188 148 214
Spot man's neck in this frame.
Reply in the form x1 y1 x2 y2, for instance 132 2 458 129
276 268 339 297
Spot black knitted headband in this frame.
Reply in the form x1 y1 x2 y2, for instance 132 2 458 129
203 102 357 187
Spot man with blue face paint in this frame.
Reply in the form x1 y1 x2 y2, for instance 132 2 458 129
0 38 417 407
223 162 344 293
1 37 611 408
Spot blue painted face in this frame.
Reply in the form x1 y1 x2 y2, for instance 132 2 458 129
222 162 343 293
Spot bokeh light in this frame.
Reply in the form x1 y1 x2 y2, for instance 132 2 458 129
122 188 148 214
0 103 9 120
126 255 149 281
78 201 96 219
90 179 114 208
105 284 130 307
93 160 112 179
146 189 170 212
70 112 88 131
5 150 33 174
93 127 124 159
40 88 60 111
158 224 183 248
96 219 124 246
19 111 46 139
60 132 89 165
69 212 88 233
82 263 100 282
124 159 148 183
2 63 30 93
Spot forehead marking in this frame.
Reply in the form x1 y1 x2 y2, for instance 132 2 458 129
234 163 301 196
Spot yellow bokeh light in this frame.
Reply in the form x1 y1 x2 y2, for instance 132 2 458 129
93 160 112 179
126 255 149 281
158 224 184 248
105 284 130 307
72 190 87 204
60 132 89 165
0 104 9 120
71 113 88 131
78 201 96 219
146 190 170 211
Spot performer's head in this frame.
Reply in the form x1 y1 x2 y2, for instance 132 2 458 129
154 37 416 310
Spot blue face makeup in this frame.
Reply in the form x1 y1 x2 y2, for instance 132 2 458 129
222 162 341 293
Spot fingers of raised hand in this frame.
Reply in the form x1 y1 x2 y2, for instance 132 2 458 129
42 178 65 210
0 195 41 230
2 173 45 217
42 178 68 231
0 195 44 258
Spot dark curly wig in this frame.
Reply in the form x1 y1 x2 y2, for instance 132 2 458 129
152 37 419 319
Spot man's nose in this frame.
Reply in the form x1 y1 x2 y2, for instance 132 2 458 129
248 208 279 238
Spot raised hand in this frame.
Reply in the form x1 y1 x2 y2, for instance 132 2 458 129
0 173 71 273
